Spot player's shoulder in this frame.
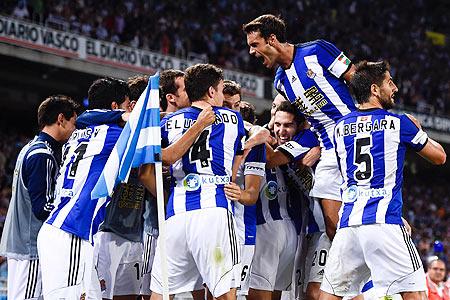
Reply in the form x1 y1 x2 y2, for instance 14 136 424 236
297 39 334 50
161 106 195 122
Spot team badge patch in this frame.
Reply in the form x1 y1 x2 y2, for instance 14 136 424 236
183 174 201 191
263 181 278 200
306 69 316 79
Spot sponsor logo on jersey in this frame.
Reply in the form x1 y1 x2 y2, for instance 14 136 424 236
182 174 231 191
342 185 392 203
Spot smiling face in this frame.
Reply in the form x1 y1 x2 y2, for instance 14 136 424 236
274 111 298 145
246 31 279 69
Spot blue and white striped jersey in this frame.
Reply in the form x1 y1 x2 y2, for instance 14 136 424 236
274 40 356 150
234 142 266 245
161 106 246 219
46 122 122 241
256 130 316 225
334 109 428 228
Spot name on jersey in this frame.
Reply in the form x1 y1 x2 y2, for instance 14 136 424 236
293 86 328 117
69 127 100 141
165 113 238 131
335 118 396 138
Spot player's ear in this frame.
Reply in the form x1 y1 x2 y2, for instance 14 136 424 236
207 86 215 98
166 94 176 105
111 101 118 110
57 113 65 125
268 34 277 46
370 84 379 98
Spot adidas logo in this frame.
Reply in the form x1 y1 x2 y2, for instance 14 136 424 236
291 75 297 83
317 270 324 276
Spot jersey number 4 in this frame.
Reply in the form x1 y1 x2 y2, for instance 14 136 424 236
190 129 212 168
354 137 373 182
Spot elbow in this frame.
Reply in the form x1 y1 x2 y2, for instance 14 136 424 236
433 152 447 165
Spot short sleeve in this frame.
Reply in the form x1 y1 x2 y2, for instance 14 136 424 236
244 143 266 177
277 129 319 161
315 39 352 78
400 115 428 152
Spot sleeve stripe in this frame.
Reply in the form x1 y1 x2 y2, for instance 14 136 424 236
277 147 295 161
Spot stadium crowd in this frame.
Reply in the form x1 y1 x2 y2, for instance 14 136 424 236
1 0 449 115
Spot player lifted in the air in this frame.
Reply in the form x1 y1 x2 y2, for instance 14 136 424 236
243 14 356 300
150 64 246 300
321 61 446 300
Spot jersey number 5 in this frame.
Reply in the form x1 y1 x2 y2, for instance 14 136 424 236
190 129 211 168
354 137 373 182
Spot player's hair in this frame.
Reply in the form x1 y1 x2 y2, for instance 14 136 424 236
127 75 148 102
275 101 305 126
223 80 241 97
350 60 391 104
160 69 185 110
37 95 80 129
240 101 256 124
88 77 130 109
243 14 286 43
185 64 224 102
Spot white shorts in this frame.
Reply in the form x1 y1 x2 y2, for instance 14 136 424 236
151 208 240 298
37 223 101 299
94 231 143 299
292 233 307 300
307 232 331 284
250 220 297 292
237 244 255 296
7 258 42 299
140 232 158 296
310 149 342 201
321 224 426 298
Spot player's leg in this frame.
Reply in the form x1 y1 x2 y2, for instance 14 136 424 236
360 224 426 299
189 209 240 299
319 227 370 300
7 258 42 299
319 199 341 241
305 232 331 300
141 231 158 300
37 223 90 298
237 244 255 298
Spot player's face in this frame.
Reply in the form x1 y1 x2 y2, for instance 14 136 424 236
428 261 446 283
271 94 286 117
274 111 298 145
223 94 241 112
247 31 278 69
377 71 398 110
119 96 132 112
174 76 190 109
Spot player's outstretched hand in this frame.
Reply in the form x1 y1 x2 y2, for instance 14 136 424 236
224 182 241 202
406 113 422 130
197 107 216 128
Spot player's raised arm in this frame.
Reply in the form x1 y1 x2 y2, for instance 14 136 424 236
161 106 215 165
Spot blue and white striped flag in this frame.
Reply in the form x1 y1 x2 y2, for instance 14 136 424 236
91 74 161 199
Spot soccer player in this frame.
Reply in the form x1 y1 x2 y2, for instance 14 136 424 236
248 101 319 300
243 15 357 299
36 77 131 299
222 81 266 298
150 64 246 300
264 93 287 133
321 60 446 300
0 95 78 300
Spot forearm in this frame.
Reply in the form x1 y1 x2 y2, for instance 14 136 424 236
238 187 259 206
162 121 208 165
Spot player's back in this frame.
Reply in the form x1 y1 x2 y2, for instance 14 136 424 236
334 108 428 228
274 40 356 149
161 106 245 218
46 123 123 241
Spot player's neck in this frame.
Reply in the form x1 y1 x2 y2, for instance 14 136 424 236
41 126 63 143
359 98 383 110
191 101 213 110
278 43 295 69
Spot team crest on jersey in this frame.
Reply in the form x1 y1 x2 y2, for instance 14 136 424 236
306 69 316 79
183 174 201 191
263 181 278 200
342 185 358 203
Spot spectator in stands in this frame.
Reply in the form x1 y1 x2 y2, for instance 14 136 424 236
426 259 450 300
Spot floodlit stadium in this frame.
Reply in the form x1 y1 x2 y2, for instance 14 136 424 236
0 1 449 299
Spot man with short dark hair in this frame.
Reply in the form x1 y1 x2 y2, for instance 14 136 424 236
159 69 189 113
244 14 357 299
223 80 242 112
150 63 246 300
0 95 78 300
322 61 446 300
